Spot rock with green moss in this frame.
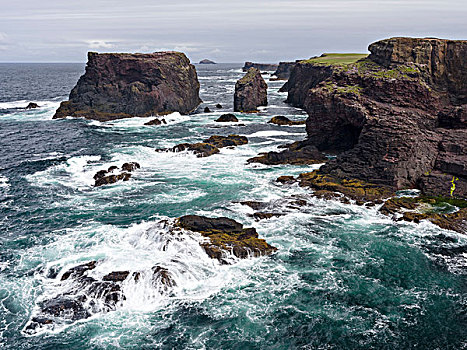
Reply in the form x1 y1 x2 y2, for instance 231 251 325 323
53 52 201 121
177 215 277 262
282 37 467 200
234 68 267 112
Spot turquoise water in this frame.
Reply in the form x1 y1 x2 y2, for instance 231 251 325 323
0 63 466 349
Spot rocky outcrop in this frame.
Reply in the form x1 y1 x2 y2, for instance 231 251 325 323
93 162 140 187
25 102 39 109
247 141 327 165
234 68 267 112
53 52 201 121
216 114 238 122
242 62 278 72
268 116 305 126
144 118 167 126
368 37 467 103
177 215 277 262
271 61 297 80
282 37 467 201
156 134 248 157
199 59 216 64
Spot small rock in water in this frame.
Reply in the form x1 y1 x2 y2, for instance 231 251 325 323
216 114 238 122
93 162 140 187
216 103 223 109
204 106 211 113
268 116 305 126
25 102 39 109
121 162 140 172
102 271 130 282
145 118 167 126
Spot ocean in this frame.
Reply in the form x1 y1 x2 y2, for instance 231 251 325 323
0 62 466 349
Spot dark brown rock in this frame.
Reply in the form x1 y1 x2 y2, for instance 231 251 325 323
102 271 130 282
121 162 140 172
61 261 97 281
203 134 248 148
144 118 166 126
216 114 238 122
94 173 131 187
25 102 39 109
276 176 296 184
204 107 211 113
268 116 305 126
234 68 267 112
53 51 201 121
216 104 223 109
271 62 297 80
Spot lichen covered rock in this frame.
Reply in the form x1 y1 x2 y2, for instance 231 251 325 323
177 215 277 262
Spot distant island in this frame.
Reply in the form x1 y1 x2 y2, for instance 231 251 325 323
199 59 216 64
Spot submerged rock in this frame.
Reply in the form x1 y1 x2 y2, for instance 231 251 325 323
53 51 201 121
247 141 326 165
234 68 267 112
216 114 238 122
268 116 305 126
177 215 277 261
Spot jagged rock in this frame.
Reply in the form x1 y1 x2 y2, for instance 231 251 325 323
53 52 201 121
234 68 267 112
158 135 247 157
25 102 39 109
247 141 326 165
298 170 394 202
271 62 297 80
102 271 130 282
282 37 467 201
121 162 140 172
145 118 167 126
252 212 284 220
199 59 216 64
204 107 211 113
238 201 267 210
61 261 97 281
276 176 296 184
216 104 223 109
177 215 277 261
108 166 118 172
95 173 131 187
242 62 278 72
379 196 467 233
216 114 238 122
152 266 176 288
268 116 305 126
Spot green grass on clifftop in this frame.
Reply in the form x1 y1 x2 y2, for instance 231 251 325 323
301 53 368 66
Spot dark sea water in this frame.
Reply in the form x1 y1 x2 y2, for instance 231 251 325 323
0 63 466 349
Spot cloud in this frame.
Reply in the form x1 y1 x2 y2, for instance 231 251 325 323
0 32 7 42
85 40 115 49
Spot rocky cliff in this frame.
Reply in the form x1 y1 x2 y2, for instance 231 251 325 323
242 62 278 72
234 68 267 112
53 51 201 121
271 61 298 80
283 38 467 199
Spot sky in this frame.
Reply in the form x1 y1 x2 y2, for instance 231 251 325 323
0 0 466 63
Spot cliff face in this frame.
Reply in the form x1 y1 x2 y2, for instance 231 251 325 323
53 52 201 121
284 37 467 199
242 62 278 72
272 62 297 80
369 37 467 103
234 68 267 112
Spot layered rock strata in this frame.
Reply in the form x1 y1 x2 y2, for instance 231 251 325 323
53 52 201 121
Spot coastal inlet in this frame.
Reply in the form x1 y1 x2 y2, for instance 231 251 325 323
0 57 466 349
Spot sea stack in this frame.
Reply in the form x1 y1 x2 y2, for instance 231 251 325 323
282 37 467 199
53 52 201 121
234 68 268 112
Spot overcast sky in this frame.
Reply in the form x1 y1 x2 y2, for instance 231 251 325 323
0 0 466 63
